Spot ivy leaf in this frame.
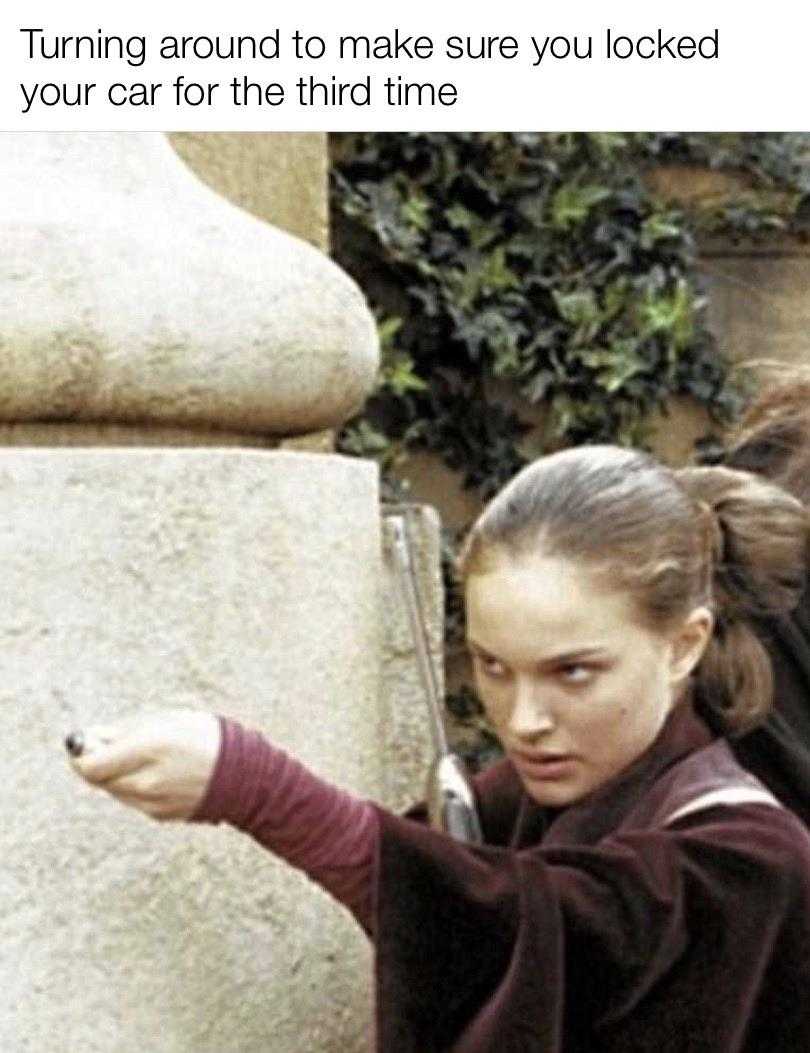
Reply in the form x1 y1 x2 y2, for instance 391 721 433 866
374 313 427 397
446 305 491 360
377 314 403 349
383 354 428 396
551 184 612 229
582 339 647 393
636 279 696 352
602 277 631 321
478 245 521 293
445 203 476 231
363 181 422 254
338 419 391 457
401 188 432 232
446 245 521 309
408 283 441 317
517 193 549 227
553 288 600 326
445 203 502 251
522 369 556 403
447 305 524 363
640 212 684 250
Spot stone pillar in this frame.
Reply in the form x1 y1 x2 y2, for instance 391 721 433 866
1 450 381 1053
0 133 438 1053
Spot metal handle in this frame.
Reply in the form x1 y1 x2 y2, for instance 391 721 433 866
385 509 484 845
427 754 484 845
384 512 448 757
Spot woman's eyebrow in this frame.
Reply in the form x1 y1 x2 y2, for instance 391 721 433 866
541 647 610 665
466 639 495 657
466 640 609 663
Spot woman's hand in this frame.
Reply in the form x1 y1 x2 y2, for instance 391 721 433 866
67 709 221 821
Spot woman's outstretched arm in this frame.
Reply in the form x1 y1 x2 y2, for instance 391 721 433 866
68 709 379 935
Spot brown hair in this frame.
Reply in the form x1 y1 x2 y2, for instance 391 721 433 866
458 445 809 735
720 369 810 505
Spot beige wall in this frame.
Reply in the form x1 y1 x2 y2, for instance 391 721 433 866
169 133 329 250
702 242 810 368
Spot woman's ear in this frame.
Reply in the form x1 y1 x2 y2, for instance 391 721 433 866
669 606 714 688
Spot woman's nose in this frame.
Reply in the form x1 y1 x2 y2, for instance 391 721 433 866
507 680 555 741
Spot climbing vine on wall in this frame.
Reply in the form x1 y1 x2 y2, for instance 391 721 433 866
331 133 809 486
329 132 810 760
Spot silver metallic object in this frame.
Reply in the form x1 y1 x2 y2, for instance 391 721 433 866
385 510 484 845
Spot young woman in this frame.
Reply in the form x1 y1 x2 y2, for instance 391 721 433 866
69 445 810 1052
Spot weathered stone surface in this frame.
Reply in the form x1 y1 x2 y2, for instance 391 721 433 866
0 423 281 447
166 134 337 451
0 449 381 1053
0 134 378 436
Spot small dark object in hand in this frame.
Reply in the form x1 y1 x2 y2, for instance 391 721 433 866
65 731 85 758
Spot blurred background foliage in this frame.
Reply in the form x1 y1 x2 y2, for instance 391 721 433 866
329 132 810 765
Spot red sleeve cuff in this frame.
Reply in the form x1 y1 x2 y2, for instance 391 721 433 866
188 715 260 825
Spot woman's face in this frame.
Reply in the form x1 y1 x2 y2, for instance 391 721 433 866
465 552 706 808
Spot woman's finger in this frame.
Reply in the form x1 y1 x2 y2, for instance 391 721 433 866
70 733 151 786
64 724 118 757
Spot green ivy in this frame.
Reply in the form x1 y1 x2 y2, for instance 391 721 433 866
332 134 808 492
329 132 810 764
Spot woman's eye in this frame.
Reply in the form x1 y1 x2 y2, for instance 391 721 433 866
558 663 595 685
476 655 507 679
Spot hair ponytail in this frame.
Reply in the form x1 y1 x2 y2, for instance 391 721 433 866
676 466 809 734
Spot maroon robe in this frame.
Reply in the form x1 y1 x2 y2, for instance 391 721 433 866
371 702 810 1051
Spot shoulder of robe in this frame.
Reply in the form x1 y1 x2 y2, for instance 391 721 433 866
632 737 784 831
662 790 810 897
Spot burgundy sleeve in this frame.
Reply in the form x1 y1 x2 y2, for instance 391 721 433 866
190 716 379 936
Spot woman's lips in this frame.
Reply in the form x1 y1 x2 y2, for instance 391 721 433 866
511 751 577 780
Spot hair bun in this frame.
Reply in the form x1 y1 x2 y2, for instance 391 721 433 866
677 465 808 621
